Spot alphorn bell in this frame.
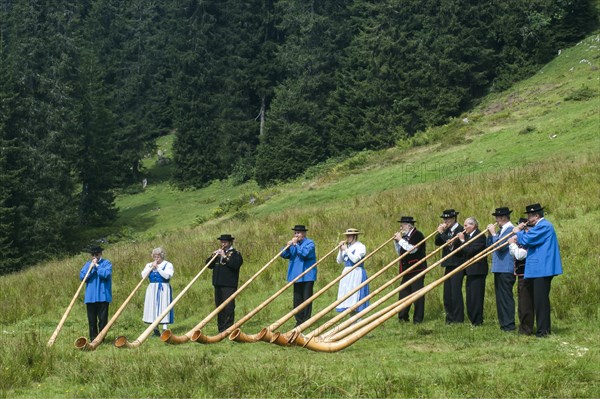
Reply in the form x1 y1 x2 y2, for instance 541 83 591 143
162 245 292 345
322 226 501 342
114 253 219 349
192 243 341 344
47 263 94 347
284 229 440 344
75 270 149 350
232 235 397 345
293 234 513 352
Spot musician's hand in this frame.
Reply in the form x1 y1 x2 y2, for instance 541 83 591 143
340 243 348 251
487 224 496 235
437 224 446 234
457 232 465 242
393 232 403 241
508 236 517 245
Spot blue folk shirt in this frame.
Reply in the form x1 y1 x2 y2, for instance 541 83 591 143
488 223 514 273
516 218 563 278
281 238 317 283
79 258 112 304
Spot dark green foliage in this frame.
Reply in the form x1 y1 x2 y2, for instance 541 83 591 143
0 0 597 270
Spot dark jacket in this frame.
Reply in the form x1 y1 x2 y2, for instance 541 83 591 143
456 229 488 276
396 228 427 274
434 223 464 268
207 248 243 288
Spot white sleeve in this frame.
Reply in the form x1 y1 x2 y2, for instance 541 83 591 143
141 263 152 278
397 238 417 254
509 243 527 260
336 249 344 264
346 243 366 263
157 262 174 279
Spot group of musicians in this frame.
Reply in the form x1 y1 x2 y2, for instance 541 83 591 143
79 202 562 342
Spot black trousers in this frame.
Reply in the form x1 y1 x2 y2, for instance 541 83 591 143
494 272 516 331
532 276 553 337
443 267 464 324
465 274 486 326
86 302 109 341
517 276 534 335
398 274 425 323
214 286 237 333
293 281 314 327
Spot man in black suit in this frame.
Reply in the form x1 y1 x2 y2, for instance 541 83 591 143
457 217 488 326
435 209 465 324
394 216 427 323
206 234 244 332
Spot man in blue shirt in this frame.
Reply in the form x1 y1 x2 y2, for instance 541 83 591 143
281 225 317 327
79 245 112 341
513 203 563 337
486 207 516 332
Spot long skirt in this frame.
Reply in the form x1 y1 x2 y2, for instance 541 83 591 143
142 282 174 324
336 266 369 312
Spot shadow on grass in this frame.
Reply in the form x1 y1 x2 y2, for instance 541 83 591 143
116 200 161 232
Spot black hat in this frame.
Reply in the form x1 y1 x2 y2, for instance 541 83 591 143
518 217 528 224
440 209 459 218
398 216 416 224
524 203 544 214
217 234 235 241
491 207 512 217
291 224 308 232
89 245 103 254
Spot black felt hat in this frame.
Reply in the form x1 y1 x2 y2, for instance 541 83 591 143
518 217 528 224
440 209 459 218
291 225 308 232
524 203 544 213
398 216 416 224
89 245 103 254
491 207 512 217
217 234 235 241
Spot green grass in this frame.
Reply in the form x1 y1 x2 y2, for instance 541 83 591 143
0 34 599 398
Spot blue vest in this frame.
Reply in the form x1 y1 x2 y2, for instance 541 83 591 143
488 225 514 273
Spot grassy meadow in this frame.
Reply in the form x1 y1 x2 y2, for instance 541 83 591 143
0 34 599 398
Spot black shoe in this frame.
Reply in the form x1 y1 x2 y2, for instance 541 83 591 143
153 329 161 337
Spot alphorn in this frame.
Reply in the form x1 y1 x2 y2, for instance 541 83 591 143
293 236 513 352
282 229 439 344
47 263 94 347
114 253 218 349
322 227 504 342
162 245 292 345
75 270 149 350
310 227 490 343
232 235 397 346
192 243 341 344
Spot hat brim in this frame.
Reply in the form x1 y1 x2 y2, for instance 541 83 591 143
524 208 544 214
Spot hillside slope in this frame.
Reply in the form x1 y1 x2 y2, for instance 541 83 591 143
0 34 598 398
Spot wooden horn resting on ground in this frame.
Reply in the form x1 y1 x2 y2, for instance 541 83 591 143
192 243 341 344
322 229 507 342
253 235 397 346
310 227 491 343
162 245 291 345
293 236 512 352
114 253 219 349
285 229 439 344
47 264 94 347
75 271 149 350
